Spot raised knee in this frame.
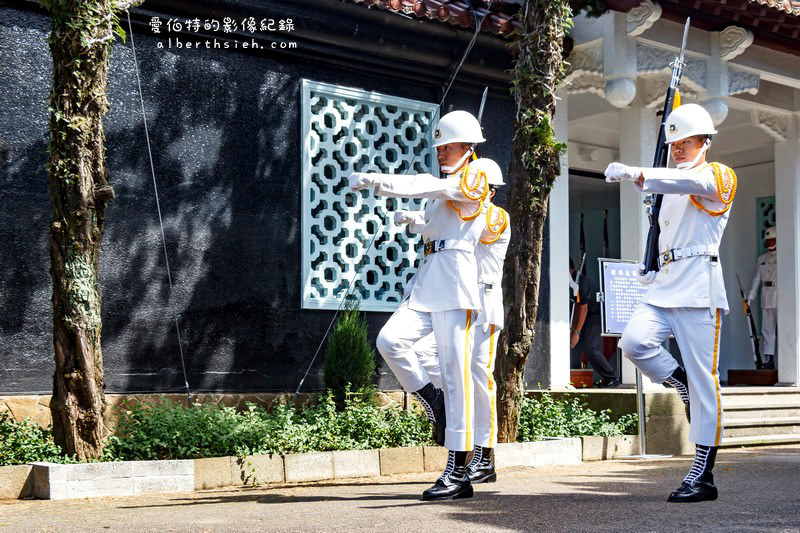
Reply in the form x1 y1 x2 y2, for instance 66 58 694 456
619 331 645 360
376 327 404 359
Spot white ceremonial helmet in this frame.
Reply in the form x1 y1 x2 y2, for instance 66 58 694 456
470 158 504 186
765 226 777 241
432 110 486 147
664 103 718 144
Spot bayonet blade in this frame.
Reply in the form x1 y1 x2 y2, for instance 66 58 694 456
477 86 489 124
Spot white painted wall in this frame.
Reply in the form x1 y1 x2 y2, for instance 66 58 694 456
774 115 800 385
549 89 571 388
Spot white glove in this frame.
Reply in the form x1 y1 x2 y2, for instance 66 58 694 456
637 262 657 286
348 172 378 191
393 210 413 225
604 162 641 183
569 278 579 297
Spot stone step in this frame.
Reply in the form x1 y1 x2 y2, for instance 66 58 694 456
721 387 800 395
723 399 800 410
724 416 800 428
721 433 800 448
723 424 800 439
724 408 800 419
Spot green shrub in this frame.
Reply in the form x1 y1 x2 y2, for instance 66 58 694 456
103 390 432 461
516 393 637 441
323 299 376 407
0 412 74 466
615 413 639 435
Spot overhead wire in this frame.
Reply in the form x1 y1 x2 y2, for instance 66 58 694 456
126 11 191 402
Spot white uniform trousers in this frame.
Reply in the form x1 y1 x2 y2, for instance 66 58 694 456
619 303 724 447
761 308 777 357
413 324 499 449
376 300 475 451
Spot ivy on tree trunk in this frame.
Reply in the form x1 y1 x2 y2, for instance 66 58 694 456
43 0 142 460
495 0 571 443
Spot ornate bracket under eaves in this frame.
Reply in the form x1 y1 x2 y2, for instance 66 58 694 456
626 0 662 37
752 110 789 141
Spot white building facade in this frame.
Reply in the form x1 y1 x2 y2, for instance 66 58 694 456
546 0 800 388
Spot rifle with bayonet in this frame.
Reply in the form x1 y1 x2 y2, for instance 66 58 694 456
737 273 764 369
641 19 691 275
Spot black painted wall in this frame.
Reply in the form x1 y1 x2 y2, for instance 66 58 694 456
0 4 550 394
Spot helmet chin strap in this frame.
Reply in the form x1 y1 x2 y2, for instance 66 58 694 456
441 146 475 175
675 138 711 170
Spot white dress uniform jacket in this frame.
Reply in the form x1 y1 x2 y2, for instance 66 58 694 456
375 171 488 313
634 162 737 313
474 205 510 330
405 202 510 328
748 250 777 309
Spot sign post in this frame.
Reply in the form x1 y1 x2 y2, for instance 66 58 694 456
598 258 671 459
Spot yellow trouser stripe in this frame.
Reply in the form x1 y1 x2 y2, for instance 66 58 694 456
712 309 723 446
464 310 473 450
488 325 497 447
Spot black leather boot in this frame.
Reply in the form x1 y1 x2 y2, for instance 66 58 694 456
466 446 497 484
668 445 719 503
663 366 691 423
668 472 718 502
412 383 446 446
422 454 473 501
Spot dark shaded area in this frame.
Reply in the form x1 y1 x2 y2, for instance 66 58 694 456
0 4 549 394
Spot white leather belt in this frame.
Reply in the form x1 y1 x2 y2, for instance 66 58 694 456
423 239 473 256
658 245 719 268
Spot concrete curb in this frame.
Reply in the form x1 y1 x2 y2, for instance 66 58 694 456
4 438 592 500
580 436 640 461
32 460 193 500
0 465 33 499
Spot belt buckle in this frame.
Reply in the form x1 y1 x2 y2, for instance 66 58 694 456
424 241 434 256
660 251 672 266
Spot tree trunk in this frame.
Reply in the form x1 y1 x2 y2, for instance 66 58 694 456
44 0 140 459
495 0 571 443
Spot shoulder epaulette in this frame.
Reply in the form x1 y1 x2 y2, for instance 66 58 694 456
448 164 489 221
480 205 509 244
690 162 737 216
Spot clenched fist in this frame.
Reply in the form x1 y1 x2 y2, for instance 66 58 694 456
393 210 414 225
348 172 377 191
604 162 641 183
637 262 657 286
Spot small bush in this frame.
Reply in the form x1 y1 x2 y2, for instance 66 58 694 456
0 412 74 466
517 393 637 441
103 390 432 461
324 299 376 407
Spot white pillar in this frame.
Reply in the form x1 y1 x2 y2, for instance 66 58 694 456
618 87 659 386
548 89 571 388
774 113 800 386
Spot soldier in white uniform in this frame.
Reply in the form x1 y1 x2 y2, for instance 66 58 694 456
748 226 778 369
604 103 737 503
396 158 510 485
348 111 489 501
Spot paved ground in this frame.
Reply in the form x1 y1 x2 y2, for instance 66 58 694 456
1 446 799 532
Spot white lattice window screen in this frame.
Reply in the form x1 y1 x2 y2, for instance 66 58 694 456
301 80 439 311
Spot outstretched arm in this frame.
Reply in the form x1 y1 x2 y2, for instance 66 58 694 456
349 168 488 203
605 162 723 201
